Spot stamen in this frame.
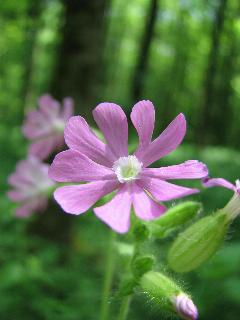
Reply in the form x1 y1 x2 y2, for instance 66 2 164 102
113 155 142 183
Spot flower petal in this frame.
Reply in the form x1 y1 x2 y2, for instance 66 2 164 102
94 184 132 233
49 150 116 182
7 190 27 202
64 116 116 167
138 177 199 201
22 110 50 139
131 100 155 150
92 102 128 158
62 97 74 121
135 113 186 167
141 160 208 180
39 94 60 119
54 180 119 215
28 137 56 160
202 177 235 191
132 184 166 220
16 198 47 217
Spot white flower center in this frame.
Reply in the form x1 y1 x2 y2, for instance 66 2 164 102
113 155 142 183
53 119 65 132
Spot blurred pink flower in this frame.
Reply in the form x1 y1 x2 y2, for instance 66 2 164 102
8 157 55 217
49 100 208 233
23 94 74 160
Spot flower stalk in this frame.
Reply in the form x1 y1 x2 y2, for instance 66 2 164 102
100 231 116 320
223 192 240 221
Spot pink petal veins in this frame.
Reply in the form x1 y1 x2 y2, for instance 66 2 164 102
135 113 186 167
93 102 128 158
138 177 199 202
141 160 208 180
132 183 166 220
94 184 132 233
54 180 119 215
49 150 116 182
131 100 155 150
64 116 116 167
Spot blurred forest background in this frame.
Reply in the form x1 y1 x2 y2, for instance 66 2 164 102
1 0 240 319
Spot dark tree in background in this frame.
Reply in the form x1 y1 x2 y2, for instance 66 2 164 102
51 0 110 117
29 0 111 243
22 1 42 117
161 8 190 126
213 7 239 145
131 0 159 102
198 0 227 144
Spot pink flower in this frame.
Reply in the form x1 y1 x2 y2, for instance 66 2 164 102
23 94 74 160
8 157 55 217
49 101 208 233
172 293 198 320
202 176 240 194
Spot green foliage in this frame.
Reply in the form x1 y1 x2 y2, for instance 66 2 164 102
1 0 240 318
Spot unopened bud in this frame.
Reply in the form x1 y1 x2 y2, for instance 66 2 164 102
140 271 198 319
168 211 229 273
148 202 201 238
140 271 181 308
173 293 198 320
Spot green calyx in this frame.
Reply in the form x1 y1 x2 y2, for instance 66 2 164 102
148 201 202 238
140 271 181 309
167 211 230 273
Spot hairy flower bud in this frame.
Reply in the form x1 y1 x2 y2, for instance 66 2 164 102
140 271 198 319
148 201 202 238
172 293 198 320
168 211 229 273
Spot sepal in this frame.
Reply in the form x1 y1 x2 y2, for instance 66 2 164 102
168 211 229 273
148 201 202 238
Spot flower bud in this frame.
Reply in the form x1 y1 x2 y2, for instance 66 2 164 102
148 202 202 238
140 271 198 319
172 293 198 320
168 211 229 273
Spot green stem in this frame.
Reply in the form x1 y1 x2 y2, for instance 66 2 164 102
100 230 116 320
117 296 131 320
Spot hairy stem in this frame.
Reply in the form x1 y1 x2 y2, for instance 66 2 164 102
117 296 131 320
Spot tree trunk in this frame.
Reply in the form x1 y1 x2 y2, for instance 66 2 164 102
30 0 111 244
161 8 189 126
131 0 159 102
198 0 227 144
211 1 240 145
51 0 110 117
